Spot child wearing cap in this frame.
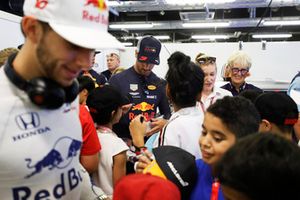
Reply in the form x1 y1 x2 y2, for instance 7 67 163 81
194 52 232 113
115 146 197 200
215 133 300 200
254 92 298 141
86 85 129 198
190 96 260 200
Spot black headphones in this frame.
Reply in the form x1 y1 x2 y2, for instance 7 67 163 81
4 53 79 109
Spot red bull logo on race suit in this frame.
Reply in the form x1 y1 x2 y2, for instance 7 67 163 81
132 102 154 112
129 102 155 121
85 0 107 10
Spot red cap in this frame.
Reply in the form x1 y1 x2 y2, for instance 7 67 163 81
113 174 181 200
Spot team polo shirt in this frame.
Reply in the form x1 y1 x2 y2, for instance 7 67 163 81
221 82 263 96
109 66 171 139
0 67 84 199
154 106 203 159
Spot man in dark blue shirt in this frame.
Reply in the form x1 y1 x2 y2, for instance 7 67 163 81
109 36 171 140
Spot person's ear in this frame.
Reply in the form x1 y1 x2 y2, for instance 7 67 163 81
245 71 251 77
260 119 272 131
135 50 138 58
111 110 117 121
111 110 115 116
21 17 43 44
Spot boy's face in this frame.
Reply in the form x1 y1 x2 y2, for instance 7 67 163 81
199 112 236 166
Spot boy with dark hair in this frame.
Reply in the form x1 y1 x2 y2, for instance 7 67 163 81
215 133 300 200
254 92 298 141
78 76 96 104
86 85 129 198
190 96 260 200
238 89 263 103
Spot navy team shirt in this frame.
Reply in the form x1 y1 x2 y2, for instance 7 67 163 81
109 67 171 139
221 82 263 96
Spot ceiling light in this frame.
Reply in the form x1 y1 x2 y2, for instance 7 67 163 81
182 22 230 28
121 42 133 46
252 34 292 38
165 0 235 5
165 0 202 5
109 23 153 29
136 35 170 40
263 20 300 26
107 1 121 7
192 35 229 39
205 0 235 3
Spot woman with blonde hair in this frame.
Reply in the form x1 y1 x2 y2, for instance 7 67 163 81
195 53 231 112
221 51 262 96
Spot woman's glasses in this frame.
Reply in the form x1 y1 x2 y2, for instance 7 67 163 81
231 67 249 76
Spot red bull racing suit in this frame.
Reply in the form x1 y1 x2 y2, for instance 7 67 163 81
0 66 84 199
109 66 171 139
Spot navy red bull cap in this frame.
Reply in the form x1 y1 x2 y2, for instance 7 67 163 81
137 36 161 65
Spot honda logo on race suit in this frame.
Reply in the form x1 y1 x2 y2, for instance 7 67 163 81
15 112 40 130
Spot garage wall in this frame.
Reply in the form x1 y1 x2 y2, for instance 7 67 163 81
118 42 300 83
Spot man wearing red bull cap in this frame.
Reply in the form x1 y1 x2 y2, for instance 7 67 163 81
0 0 122 199
109 35 171 142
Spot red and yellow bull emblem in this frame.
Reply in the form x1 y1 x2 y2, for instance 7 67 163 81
85 0 107 10
132 102 154 112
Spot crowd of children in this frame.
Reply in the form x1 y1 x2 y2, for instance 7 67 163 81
57 40 300 199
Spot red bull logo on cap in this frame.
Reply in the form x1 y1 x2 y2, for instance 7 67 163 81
85 0 107 10
132 102 155 112
82 0 109 25
144 47 157 53
35 0 48 9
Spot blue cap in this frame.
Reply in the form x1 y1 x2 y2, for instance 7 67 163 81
137 36 161 65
